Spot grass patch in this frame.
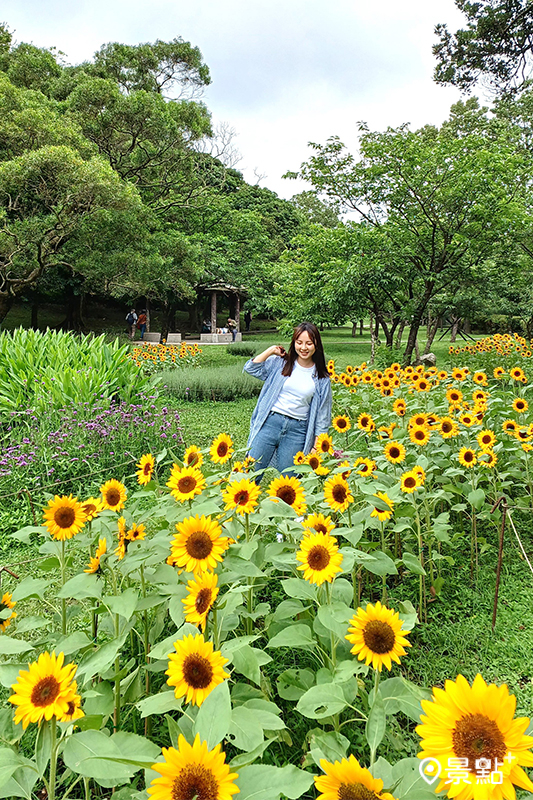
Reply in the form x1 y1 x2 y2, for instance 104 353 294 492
161 364 262 401
226 341 260 358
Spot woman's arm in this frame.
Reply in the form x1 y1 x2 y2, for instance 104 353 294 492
252 345 286 363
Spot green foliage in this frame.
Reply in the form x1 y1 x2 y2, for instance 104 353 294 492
0 329 155 415
226 342 258 358
161 364 262 401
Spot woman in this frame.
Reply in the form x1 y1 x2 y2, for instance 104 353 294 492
243 322 332 480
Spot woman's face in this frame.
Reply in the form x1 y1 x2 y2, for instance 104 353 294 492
294 330 316 360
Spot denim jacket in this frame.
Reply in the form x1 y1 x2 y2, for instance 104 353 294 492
243 356 332 454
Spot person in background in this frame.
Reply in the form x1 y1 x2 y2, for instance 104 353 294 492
227 317 238 341
243 322 332 483
126 308 138 340
245 310 252 332
137 310 147 340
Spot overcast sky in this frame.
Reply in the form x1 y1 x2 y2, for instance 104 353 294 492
2 0 467 197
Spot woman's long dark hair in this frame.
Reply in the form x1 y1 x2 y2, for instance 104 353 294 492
281 322 329 379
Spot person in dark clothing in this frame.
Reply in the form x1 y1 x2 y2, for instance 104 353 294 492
245 310 252 332
137 310 147 340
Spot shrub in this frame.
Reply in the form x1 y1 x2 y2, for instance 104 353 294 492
161 365 262 401
226 342 259 357
0 328 156 416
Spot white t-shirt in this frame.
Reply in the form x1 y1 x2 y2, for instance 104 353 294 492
271 362 316 420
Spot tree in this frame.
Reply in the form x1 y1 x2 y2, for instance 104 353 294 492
434 0 533 96
286 101 528 363
0 145 141 323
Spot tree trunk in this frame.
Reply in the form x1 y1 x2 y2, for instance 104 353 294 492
360 319 364 336
59 291 86 332
210 291 217 334
402 282 434 365
395 320 406 349
450 316 461 343
424 315 440 354
146 298 151 333
370 314 377 364
31 303 39 330
0 294 13 328
351 321 357 337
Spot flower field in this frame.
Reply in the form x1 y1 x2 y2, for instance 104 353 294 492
1 338 533 800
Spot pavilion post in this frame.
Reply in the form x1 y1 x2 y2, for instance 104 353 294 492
210 291 217 334
235 293 241 330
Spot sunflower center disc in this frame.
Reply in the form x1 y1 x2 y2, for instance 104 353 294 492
362 619 395 654
332 485 347 503
338 783 380 800
337 420 347 429
315 524 327 534
452 713 507 772
464 452 474 463
83 504 96 516
217 443 228 457
404 477 416 489
172 765 218 800
144 463 152 474
442 423 452 433
187 454 199 466
182 654 214 689
234 491 249 505
307 545 331 571
186 531 213 560
309 458 320 469
178 477 197 494
30 676 61 707
277 487 296 505
195 589 212 614
105 489 121 507
54 507 76 528
390 447 400 459
66 700 76 716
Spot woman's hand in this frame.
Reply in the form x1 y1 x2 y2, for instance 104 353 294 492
253 345 286 363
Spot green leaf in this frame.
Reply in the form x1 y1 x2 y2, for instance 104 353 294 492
227 707 264 751
468 488 486 510
281 578 318 601
366 692 386 753
0 749 28 791
105 588 140 621
402 552 426 576
276 668 315 701
58 572 102 600
308 730 350 768
0 636 33 656
11 578 50 602
35 720 51 778
194 681 231 748
230 645 271 685
268 624 315 649
296 683 347 719
77 634 127 681
363 551 398 576
236 764 314 800
379 677 431 722
136 691 183 719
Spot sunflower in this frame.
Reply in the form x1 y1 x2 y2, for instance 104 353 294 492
370 492 394 522
80 496 103 522
210 433 234 464
446 388 463 406
43 495 86 541
345 601 411 672
473 371 488 386
493 366 505 378
323 475 354 513
167 465 206 503
315 755 397 800
409 425 430 446
458 447 477 468
136 453 155 485
84 538 107 574
412 465 426 486
357 413 374 432
302 513 335 535
169 515 229 575
9 651 78 729
392 399 406 417
316 433 334 455
306 452 330 476
268 475 306 514
296 531 343 585
513 397 529 413
477 429 496 450
378 423 397 439
416 673 533 800
183 445 203 468
459 412 476 427
438 417 459 438
503 419 519 434
332 415 351 433
383 441 406 464
510 367 526 382
479 450 498 468
400 470 419 493
100 480 127 512
293 451 306 465
59 684 84 723
452 368 466 381
182 573 219 631
0 591 16 632
127 522 146 542
166 633 229 706
147 734 239 800
354 457 376 477
222 478 261 515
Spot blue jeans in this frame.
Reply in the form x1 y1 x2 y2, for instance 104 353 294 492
249 411 308 483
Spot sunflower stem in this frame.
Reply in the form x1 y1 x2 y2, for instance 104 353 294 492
325 582 337 670
140 564 151 738
48 717 57 800
60 540 67 636
369 669 381 768
83 777 90 800
114 611 121 732
414 503 426 623
380 524 387 604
